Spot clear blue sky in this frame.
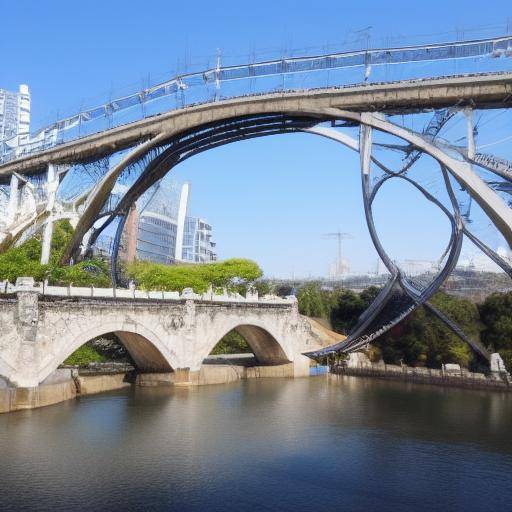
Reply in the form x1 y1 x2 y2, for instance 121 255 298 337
2 1 511 277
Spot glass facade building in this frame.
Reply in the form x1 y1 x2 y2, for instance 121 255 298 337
130 180 217 265
136 212 178 265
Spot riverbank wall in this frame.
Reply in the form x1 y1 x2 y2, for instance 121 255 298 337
331 362 511 392
0 369 134 413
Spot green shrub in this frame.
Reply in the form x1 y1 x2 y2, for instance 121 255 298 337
211 330 251 354
63 343 106 367
127 258 262 293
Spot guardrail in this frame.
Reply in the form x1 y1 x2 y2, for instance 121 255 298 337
0 277 296 305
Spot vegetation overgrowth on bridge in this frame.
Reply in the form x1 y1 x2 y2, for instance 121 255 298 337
126 258 262 293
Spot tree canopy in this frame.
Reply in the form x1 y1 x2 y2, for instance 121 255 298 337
126 258 262 293
479 292 512 370
0 220 111 286
294 282 495 370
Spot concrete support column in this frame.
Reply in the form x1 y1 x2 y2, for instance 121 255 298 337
7 174 20 225
46 163 58 212
40 219 54 264
464 108 476 160
41 164 60 264
359 117 373 176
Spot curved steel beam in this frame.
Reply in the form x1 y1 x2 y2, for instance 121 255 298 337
77 115 322 263
60 133 167 264
64 106 512 268
335 110 512 248
304 124 465 357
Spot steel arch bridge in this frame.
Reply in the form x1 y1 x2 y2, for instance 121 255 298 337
1 35 512 362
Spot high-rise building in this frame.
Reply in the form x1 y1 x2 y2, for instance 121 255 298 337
0 85 30 153
182 217 217 263
125 180 217 265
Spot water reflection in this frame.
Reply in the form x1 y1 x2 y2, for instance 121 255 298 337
0 376 511 512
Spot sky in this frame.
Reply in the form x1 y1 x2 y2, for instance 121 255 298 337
1 1 511 277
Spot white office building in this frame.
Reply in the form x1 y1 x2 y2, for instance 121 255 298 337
182 217 217 263
0 85 30 154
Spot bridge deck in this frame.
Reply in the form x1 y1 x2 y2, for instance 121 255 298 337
1 72 511 179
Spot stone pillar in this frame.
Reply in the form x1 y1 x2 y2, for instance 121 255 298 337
14 277 40 387
293 354 311 377
490 352 509 379
288 296 299 326
183 297 196 330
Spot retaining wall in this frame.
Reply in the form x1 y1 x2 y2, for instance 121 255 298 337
331 363 511 391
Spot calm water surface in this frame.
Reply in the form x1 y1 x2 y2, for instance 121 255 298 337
1 375 512 512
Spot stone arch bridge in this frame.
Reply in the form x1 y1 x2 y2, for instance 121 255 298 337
0 278 334 388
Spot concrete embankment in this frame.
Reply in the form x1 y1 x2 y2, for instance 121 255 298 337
0 369 134 413
0 356 305 413
331 362 511 392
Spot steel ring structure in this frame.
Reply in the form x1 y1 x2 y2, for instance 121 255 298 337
31 107 507 362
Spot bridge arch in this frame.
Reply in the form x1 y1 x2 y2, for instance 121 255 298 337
202 322 291 369
37 321 176 384
60 106 512 275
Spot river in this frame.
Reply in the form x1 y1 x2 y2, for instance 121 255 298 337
1 375 511 511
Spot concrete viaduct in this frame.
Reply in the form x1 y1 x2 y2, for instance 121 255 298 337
1 73 511 178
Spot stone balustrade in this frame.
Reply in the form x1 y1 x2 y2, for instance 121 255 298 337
0 277 296 305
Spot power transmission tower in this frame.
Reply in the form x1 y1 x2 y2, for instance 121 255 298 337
322 231 353 278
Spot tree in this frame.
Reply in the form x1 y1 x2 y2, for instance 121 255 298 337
479 292 512 370
375 292 479 368
297 283 326 318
